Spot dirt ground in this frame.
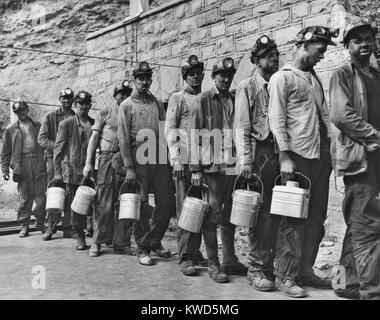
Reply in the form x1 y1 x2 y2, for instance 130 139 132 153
0 174 346 300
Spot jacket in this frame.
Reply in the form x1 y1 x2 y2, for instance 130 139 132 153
234 70 271 169
268 64 331 159
1 118 46 176
188 86 235 173
38 108 75 158
54 114 94 185
329 62 380 176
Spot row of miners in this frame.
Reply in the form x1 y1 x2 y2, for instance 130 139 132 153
1 21 380 300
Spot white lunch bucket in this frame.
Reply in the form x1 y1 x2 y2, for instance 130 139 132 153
71 177 96 215
46 180 66 213
118 180 142 220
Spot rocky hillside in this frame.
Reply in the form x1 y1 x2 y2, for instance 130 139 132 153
0 0 130 136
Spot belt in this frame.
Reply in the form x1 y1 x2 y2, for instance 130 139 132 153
21 152 37 157
100 150 118 155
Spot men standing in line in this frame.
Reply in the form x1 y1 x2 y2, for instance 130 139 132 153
234 35 281 291
38 88 76 240
1 101 47 237
268 26 337 297
330 21 380 300
165 55 208 276
83 80 135 257
54 90 94 250
118 62 174 266
189 57 247 283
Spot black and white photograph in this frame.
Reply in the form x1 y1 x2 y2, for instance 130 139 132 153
0 0 379 307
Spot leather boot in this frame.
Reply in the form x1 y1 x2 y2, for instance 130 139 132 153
76 237 87 250
208 259 229 283
42 228 53 241
19 225 29 238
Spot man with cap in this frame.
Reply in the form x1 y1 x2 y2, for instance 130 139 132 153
329 20 380 300
118 61 175 266
165 55 208 276
54 90 94 250
268 26 338 297
189 57 247 283
38 88 75 240
83 80 135 257
1 101 47 237
234 35 281 291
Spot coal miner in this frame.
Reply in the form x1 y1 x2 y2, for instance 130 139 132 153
330 20 380 300
268 26 338 297
189 57 247 284
1 101 47 237
234 35 281 292
83 80 136 257
165 55 208 276
118 61 174 266
53 90 94 250
38 88 76 240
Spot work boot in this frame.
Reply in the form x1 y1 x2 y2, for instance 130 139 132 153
138 251 153 266
42 229 53 241
76 237 87 250
85 229 93 238
35 222 47 234
19 225 29 238
298 274 332 289
180 260 198 276
275 277 307 298
193 250 208 267
248 271 275 292
222 259 248 276
208 260 229 283
335 288 360 300
152 245 172 258
114 245 137 256
89 244 101 257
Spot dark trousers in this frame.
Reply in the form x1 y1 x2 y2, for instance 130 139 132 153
175 170 202 263
93 153 133 246
340 151 380 300
17 155 47 226
46 157 72 232
247 142 281 277
202 173 237 264
135 162 175 252
274 141 332 280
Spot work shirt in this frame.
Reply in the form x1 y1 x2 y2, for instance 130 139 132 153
118 94 166 168
19 119 37 153
165 87 198 166
38 108 75 158
234 69 272 168
358 70 380 131
188 86 235 173
268 64 331 160
92 104 119 152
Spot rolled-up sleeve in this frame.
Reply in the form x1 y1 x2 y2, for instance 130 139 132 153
188 94 203 173
268 72 290 152
118 101 134 168
165 94 182 164
329 69 380 145
234 82 254 168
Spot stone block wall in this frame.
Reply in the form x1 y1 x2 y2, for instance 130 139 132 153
77 0 350 110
